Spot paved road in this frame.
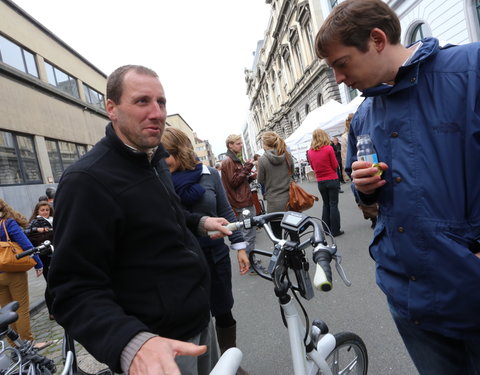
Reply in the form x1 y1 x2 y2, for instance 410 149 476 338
26 180 418 374
229 181 418 375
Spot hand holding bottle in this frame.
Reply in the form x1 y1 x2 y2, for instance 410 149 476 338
352 134 388 195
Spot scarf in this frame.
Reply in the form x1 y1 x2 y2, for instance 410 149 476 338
171 163 206 208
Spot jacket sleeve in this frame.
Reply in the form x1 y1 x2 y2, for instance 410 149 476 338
257 159 265 185
212 170 245 246
329 146 339 170
49 171 150 372
221 158 253 188
5 219 43 269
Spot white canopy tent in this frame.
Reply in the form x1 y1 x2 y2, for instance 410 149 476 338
285 96 365 160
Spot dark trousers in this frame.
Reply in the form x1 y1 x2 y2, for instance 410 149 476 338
336 159 345 183
317 179 341 235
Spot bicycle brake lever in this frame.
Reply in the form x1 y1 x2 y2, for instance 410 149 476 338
333 255 351 287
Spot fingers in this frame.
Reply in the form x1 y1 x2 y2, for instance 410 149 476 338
351 161 388 195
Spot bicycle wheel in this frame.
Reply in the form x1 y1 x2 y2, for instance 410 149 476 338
322 332 368 375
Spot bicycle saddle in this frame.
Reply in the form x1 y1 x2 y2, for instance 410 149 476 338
0 301 19 331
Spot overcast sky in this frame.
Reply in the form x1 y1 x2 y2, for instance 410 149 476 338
12 0 271 156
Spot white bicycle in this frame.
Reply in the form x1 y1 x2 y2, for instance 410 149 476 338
223 211 368 375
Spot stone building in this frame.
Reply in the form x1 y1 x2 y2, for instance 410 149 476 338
0 0 108 215
194 133 216 167
244 0 480 155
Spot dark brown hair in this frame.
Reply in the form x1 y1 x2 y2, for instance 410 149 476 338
29 201 54 223
107 65 158 104
315 0 401 59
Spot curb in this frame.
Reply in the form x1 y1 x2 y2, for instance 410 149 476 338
30 298 46 316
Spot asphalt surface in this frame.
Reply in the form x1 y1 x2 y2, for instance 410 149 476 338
25 180 418 374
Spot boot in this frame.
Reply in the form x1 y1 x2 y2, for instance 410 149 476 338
216 324 250 375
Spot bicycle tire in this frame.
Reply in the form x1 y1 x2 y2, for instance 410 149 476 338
321 332 368 375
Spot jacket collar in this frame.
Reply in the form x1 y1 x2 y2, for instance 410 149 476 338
104 123 168 165
362 37 440 97
226 149 242 163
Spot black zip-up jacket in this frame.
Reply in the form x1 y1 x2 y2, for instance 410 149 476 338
49 124 211 372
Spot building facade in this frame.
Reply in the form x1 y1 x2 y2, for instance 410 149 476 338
0 0 109 215
244 0 480 156
194 133 216 167
0 0 213 216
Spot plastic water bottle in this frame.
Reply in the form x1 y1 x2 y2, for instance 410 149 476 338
356 134 382 175
356 134 378 163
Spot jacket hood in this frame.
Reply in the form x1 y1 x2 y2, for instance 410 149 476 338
263 150 287 166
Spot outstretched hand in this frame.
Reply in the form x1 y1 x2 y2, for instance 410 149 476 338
129 336 207 375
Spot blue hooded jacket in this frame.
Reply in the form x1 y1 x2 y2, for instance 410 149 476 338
347 37 480 339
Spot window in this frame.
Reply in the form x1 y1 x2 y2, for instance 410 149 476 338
83 84 105 110
317 93 324 106
45 139 87 182
295 112 300 125
45 62 79 98
330 0 339 8
476 0 480 24
0 35 38 77
410 23 429 43
348 87 359 100
0 130 42 185
305 103 310 115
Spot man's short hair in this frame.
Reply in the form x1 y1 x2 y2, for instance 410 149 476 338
107 65 158 104
45 187 56 200
315 0 401 59
225 134 242 149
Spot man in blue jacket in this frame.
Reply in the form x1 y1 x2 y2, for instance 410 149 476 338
315 1 480 374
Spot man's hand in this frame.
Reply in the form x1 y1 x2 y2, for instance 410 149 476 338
204 217 231 239
237 249 250 275
129 336 207 375
351 161 389 195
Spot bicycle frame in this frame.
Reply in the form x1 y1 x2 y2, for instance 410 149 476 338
248 214 350 375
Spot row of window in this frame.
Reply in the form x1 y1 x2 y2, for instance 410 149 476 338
0 34 105 110
0 129 87 186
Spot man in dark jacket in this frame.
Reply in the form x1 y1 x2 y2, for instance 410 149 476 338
49 65 231 375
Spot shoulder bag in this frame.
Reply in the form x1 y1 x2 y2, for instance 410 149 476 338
285 155 318 212
0 220 36 272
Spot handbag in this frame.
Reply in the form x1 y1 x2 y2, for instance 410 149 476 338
0 220 36 272
285 155 318 212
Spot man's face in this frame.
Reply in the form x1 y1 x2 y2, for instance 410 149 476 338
229 140 243 154
325 41 383 91
106 71 167 152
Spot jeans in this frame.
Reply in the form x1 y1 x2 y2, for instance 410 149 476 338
389 303 480 375
317 179 341 235
175 319 219 375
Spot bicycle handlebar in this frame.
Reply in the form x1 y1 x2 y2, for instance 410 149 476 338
15 240 52 259
218 211 350 293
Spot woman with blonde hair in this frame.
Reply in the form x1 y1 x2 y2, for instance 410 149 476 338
0 199 49 348
257 131 293 238
162 127 251 375
307 128 343 237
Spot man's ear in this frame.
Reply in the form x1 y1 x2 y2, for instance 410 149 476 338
106 99 117 121
370 28 388 52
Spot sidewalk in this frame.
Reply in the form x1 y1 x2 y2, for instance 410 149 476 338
27 271 109 373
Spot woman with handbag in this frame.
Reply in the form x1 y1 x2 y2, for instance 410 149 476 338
26 201 54 320
307 128 344 237
0 199 49 348
257 131 293 238
162 128 251 375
